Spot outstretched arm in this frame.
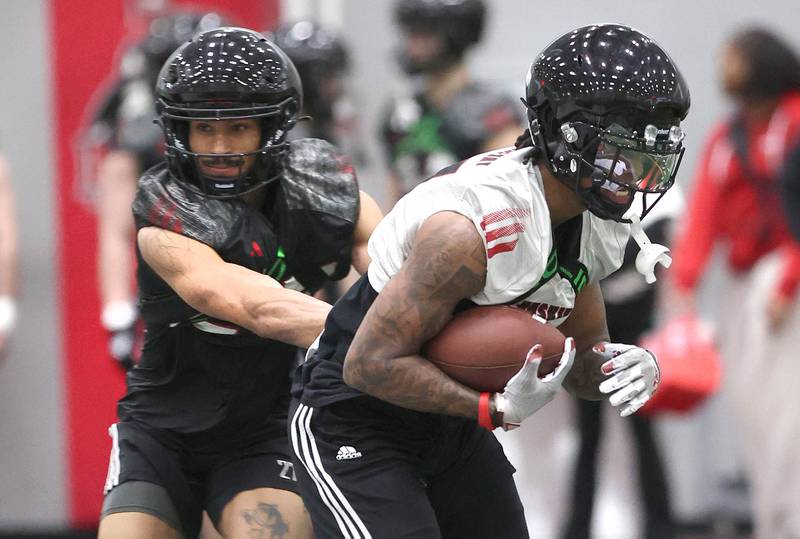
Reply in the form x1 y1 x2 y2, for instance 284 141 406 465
138 226 330 348
343 211 487 418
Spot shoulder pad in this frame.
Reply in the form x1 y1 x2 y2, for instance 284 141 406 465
284 138 360 221
132 164 240 249
276 139 360 290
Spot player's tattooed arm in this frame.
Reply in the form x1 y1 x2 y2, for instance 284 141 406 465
558 282 609 400
343 211 488 418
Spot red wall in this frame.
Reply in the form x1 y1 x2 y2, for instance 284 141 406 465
49 0 279 527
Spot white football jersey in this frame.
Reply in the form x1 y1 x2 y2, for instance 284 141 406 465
367 147 631 326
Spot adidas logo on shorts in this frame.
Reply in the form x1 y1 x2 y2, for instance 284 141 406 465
336 445 362 460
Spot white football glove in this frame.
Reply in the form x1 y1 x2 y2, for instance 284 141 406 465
596 342 661 417
495 337 576 430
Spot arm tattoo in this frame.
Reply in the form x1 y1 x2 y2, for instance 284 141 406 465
241 502 289 539
344 213 488 418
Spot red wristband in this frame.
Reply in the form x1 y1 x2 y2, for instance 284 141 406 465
478 392 494 431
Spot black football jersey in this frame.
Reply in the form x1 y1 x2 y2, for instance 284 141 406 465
118 138 359 438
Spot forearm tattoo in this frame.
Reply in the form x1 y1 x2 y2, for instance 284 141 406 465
345 215 487 418
241 502 289 539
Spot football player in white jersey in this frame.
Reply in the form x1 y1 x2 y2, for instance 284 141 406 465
290 24 690 538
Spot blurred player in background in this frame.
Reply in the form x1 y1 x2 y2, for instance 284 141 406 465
561 192 682 539
98 28 381 539
81 11 225 370
382 0 522 206
671 27 800 539
290 24 688 538
270 21 353 145
0 154 18 360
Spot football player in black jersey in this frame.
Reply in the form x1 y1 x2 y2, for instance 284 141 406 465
82 11 226 370
98 28 382 539
382 0 523 205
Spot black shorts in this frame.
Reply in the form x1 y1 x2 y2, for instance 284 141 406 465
288 397 528 539
102 420 300 538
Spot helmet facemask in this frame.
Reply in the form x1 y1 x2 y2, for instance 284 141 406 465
528 105 685 222
159 98 298 199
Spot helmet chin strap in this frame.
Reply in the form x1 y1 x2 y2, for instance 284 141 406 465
627 213 671 284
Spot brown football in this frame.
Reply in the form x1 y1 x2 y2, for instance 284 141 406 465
423 305 567 392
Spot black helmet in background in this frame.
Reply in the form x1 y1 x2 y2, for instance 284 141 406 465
156 27 302 198
394 0 485 74
524 24 691 221
269 21 349 129
122 12 227 85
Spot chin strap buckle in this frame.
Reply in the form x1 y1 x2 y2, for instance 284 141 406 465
629 213 671 284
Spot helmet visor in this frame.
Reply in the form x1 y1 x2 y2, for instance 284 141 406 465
591 124 683 193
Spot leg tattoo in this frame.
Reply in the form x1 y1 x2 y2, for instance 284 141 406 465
241 502 289 539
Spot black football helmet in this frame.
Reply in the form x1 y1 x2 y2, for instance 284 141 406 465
269 21 348 128
156 27 302 198
394 0 485 74
524 24 690 222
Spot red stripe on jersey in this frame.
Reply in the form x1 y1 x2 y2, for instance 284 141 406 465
480 208 530 230
485 222 524 242
487 240 518 258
